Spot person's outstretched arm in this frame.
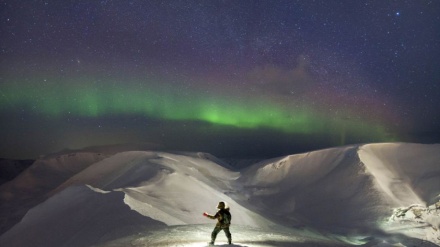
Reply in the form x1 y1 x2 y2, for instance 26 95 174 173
203 212 217 220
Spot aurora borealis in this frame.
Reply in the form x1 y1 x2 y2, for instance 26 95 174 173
0 76 388 133
1 1 439 159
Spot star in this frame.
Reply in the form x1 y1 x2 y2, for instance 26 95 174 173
0 1 439 159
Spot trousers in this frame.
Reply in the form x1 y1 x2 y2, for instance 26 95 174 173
211 226 231 244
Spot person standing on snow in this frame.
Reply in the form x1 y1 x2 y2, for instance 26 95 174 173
203 201 232 245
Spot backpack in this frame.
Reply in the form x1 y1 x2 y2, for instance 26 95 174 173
221 209 231 226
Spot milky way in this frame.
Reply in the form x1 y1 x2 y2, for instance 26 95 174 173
1 1 439 158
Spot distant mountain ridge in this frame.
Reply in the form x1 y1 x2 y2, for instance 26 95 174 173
0 159 34 185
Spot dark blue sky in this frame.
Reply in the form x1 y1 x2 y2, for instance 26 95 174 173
1 1 439 159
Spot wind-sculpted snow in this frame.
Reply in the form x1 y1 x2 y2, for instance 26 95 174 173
239 143 440 245
0 152 108 235
0 152 107 200
386 202 440 244
51 151 274 228
359 143 440 206
238 146 389 230
0 185 166 247
1 143 440 247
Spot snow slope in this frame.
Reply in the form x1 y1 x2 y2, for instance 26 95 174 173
51 151 274 227
0 152 108 235
0 143 439 247
0 185 166 247
239 143 440 244
238 145 388 230
359 143 440 206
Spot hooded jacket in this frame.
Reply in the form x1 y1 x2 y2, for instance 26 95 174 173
206 208 231 228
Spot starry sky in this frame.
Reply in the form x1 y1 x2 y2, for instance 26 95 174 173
1 1 440 159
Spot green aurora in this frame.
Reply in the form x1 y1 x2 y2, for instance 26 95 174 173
0 77 396 144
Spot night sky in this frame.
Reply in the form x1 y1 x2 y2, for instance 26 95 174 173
1 1 440 159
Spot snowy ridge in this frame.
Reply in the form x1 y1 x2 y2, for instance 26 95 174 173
0 185 166 247
51 151 273 228
239 143 440 244
359 143 440 206
0 152 109 235
0 152 108 200
0 143 439 247
239 145 388 229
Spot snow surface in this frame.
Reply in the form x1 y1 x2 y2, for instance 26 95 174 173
0 143 439 247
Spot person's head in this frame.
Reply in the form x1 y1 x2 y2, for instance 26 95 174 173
217 201 226 209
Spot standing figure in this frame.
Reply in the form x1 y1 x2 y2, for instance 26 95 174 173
203 201 232 245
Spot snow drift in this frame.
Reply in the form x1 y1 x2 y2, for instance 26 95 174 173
0 143 439 247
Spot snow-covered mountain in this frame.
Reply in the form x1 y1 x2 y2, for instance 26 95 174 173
0 143 439 247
